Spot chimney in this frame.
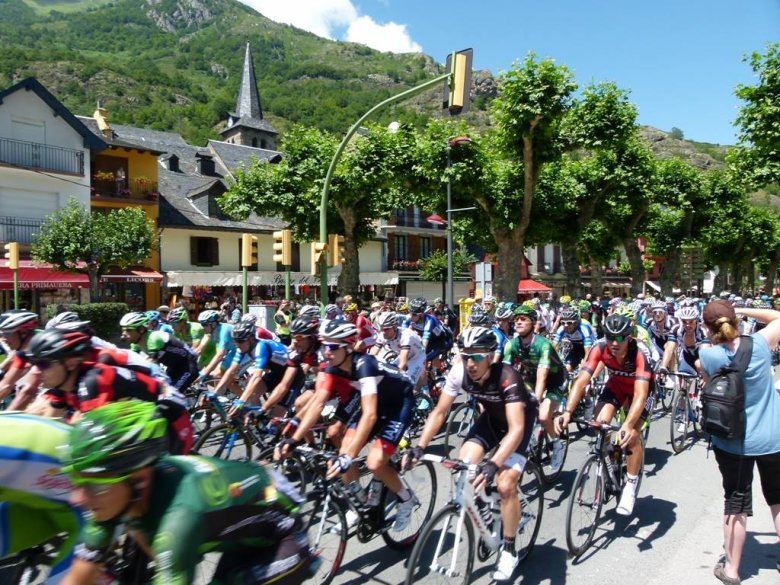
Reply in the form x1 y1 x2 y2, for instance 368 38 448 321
93 100 113 138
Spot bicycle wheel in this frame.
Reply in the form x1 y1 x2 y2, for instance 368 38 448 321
669 386 690 454
256 445 307 493
658 380 672 412
304 494 348 585
381 460 438 550
443 402 477 453
516 460 544 563
404 504 474 585
192 423 253 461
189 405 224 442
565 454 605 557
538 428 569 484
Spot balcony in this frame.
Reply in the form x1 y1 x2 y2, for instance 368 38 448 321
0 216 44 245
91 175 159 205
0 137 84 176
390 259 422 272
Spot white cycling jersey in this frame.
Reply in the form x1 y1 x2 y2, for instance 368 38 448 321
374 327 426 384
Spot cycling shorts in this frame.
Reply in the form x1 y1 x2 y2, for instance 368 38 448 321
596 383 652 422
425 335 453 362
346 394 414 455
464 411 536 473
403 358 426 386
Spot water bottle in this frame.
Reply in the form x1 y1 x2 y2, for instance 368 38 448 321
366 478 383 507
583 398 594 420
345 481 366 506
604 442 617 483
417 396 430 411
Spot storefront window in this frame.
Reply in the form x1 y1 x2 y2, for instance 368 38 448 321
100 282 146 310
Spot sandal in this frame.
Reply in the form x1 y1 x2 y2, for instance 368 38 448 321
713 564 741 585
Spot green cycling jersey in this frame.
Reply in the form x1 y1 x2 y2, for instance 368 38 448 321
503 333 566 392
173 322 212 368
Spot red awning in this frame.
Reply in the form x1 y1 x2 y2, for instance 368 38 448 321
0 262 89 290
101 267 163 284
517 278 552 293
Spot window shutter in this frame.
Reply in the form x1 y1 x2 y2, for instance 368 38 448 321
210 238 219 266
190 237 198 265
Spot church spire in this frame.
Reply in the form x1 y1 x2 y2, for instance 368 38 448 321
235 42 262 119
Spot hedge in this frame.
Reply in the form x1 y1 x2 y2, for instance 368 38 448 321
46 303 129 341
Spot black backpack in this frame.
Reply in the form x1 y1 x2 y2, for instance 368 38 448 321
700 335 752 440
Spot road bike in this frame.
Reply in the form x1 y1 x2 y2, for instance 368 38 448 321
668 370 702 454
295 445 437 585
404 454 544 584
527 419 570 484
442 395 481 453
565 419 645 557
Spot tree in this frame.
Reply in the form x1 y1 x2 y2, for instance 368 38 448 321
221 124 412 296
670 127 684 140
418 248 477 300
31 198 159 301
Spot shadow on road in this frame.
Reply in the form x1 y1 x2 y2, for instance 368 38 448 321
622 494 678 552
643 446 672 477
737 530 780 580
514 537 569 584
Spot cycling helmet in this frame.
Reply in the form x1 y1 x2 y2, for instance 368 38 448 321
63 400 168 483
145 310 161 323
578 300 591 313
319 319 358 344
289 316 319 336
298 305 320 319
498 301 515 312
609 297 621 307
752 299 763 309
650 301 666 312
614 303 636 321
324 304 340 317
120 312 150 330
494 306 513 320
46 311 81 330
168 307 189 323
0 310 38 333
458 326 498 352
197 310 220 325
27 328 91 361
375 311 399 329
468 306 491 326
343 303 359 313
240 313 258 325
560 308 580 322
409 297 427 314
396 302 409 314
677 306 699 320
559 295 571 305
604 314 633 337
514 305 538 322
231 321 256 343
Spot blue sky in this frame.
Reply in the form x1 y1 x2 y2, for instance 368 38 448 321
241 0 780 145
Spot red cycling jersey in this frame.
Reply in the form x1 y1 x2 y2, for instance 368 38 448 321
581 339 654 404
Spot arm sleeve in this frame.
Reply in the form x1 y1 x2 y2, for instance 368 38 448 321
152 505 203 585
443 361 464 398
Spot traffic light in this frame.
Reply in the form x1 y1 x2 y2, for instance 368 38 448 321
310 242 328 276
328 234 345 267
3 242 18 270
241 233 258 268
272 229 293 265
443 48 473 116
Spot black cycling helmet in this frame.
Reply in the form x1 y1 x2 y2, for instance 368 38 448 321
560 308 580 322
604 314 633 337
289 316 319 336
468 306 491 326
27 328 92 362
458 326 498 352
231 321 256 343
409 297 427 314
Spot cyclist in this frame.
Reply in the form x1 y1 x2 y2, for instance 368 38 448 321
343 302 378 351
409 326 537 582
168 307 210 367
491 305 514 363
0 412 82 584
241 313 282 342
660 304 710 375
145 310 174 335
553 307 596 372
277 319 417 533
26 328 193 454
0 310 41 409
504 304 567 473
61 401 312 585
195 309 237 383
646 300 676 359
46 312 115 350
404 297 453 362
556 313 654 517
274 299 294 346
371 311 426 386
120 312 199 393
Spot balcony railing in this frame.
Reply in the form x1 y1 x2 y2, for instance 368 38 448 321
0 216 44 245
91 178 159 203
0 137 84 176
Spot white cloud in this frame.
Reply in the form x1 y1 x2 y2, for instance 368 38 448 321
240 0 422 54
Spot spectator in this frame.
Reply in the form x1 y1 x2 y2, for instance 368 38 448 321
274 300 293 346
698 300 780 585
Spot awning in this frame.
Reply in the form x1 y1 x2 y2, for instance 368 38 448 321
517 278 552 293
646 281 661 292
165 270 398 288
0 262 89 290
101 267 163 284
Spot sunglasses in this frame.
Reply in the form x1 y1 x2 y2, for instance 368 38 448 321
464 352 492 363
682 320 697 325
322 343 348 351
32 360 60 371
562 320 577 326
293 334 313 341
652 309 666 315
605 334 628 343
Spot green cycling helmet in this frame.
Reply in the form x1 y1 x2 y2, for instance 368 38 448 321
168 307 188 323
514 305 538 322
63 400 168 484
120 311 150 330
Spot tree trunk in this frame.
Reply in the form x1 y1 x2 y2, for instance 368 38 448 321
88 264 100 303
589 259 603 298
336 206 360 297
561 239 581 298
493 228 525 301
623 238 646 297
765 247 779 295
659 251 679 297
747 257 756 296
732 262 743 295
713 268 725 295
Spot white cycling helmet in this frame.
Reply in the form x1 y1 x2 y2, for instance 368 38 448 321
677 306 699 320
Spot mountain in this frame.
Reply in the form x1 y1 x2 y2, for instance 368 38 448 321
0 0 729 167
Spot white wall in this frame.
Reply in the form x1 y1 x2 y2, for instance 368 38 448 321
405 280 471 302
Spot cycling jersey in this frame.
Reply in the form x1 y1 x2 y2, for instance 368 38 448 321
374 328 426 384
503 334 565 394
145 331 199 392
404 313 446 345
581 339 655 406
553 321 596 366
669 323 709 371
647 317 676 354
173 322 208 369
0 413 82 580
76 455 310 585
214 323 237 368
491 326 510 360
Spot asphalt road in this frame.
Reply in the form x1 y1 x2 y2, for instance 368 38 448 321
328 407 779 585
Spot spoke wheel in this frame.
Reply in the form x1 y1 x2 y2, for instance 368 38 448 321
189 405 225 443
669 387 690 454
303 495 348 585
256 446 307 494
192 423 253 461
565 454 605 557
404 504 474 585
443 402 477 453
381 461 438 550
538 428 569 484
515 460 544 563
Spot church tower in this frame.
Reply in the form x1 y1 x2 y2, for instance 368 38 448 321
220 43 278 150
